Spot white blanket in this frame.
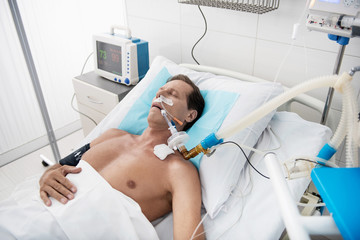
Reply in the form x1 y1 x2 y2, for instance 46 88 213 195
0 160 159 240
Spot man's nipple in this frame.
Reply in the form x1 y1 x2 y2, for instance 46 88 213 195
127 180 136 189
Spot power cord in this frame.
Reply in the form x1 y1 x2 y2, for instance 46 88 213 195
191 5 208 65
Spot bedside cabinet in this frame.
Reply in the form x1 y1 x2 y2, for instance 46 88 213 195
73 71 135 136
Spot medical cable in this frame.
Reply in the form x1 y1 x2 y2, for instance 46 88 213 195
191 5 208 65
274 0 310 83
294 157 339 168
123 0 129 30
273 43 295 83
205 126 283 179
80 51 94 75
190 212 208 240
216 178 247 239
191 143 263 239
71 94 97 126
70 51 97 127
220 141 270 179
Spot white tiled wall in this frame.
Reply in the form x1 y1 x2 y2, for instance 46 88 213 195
127 0 360 164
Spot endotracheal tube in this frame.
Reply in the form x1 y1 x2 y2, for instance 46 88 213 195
157 95 223 159
161 109 176 134
155 95 183 126
156 96 189 154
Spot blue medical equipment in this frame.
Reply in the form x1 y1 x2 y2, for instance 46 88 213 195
93 25 149 85
311 168 360 240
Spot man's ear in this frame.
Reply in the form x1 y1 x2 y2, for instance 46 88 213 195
185 109 198 123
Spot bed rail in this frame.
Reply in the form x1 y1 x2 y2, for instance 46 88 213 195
264 153 340 239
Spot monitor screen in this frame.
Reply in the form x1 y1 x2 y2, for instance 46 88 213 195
96 41 122 76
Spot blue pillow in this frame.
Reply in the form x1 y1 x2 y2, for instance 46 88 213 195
118 67 239 169
118 67 172 135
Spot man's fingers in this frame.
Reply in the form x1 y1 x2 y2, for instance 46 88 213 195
41 184 69 205
38 164 81 205
50 178 75 200
54 174 77 194
61 166 82 175
40 190 52 207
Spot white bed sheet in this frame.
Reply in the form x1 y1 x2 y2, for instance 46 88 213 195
0 160 159 240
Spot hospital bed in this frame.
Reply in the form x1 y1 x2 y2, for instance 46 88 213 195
79 56 335 239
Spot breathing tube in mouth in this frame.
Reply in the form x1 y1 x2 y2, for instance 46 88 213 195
153 101 189 161
154 95 183 126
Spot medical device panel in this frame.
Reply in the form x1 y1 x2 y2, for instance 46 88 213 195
306 0 360 37
93 26 149 85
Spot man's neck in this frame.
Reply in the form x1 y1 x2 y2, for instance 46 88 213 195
139 127 172 147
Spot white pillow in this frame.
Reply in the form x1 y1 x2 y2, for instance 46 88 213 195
196 75 283 218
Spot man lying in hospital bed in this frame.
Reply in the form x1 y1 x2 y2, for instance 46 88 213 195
0 56 332 239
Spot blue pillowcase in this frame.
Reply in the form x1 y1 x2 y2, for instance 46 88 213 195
118 67 172 135
118 67 239 169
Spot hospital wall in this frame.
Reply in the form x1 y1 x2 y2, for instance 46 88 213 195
0 0 125 165
126 0 360 165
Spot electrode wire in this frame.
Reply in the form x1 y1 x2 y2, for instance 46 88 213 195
220 141 270 179
190 212 208 240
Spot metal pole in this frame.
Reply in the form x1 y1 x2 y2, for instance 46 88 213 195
8 0 61 162
320 44 346 125
264 153 310 240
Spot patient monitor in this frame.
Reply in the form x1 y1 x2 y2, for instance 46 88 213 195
306 0 360 38
93 25 149 85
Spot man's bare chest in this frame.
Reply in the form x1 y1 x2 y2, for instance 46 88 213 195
83 139 170 202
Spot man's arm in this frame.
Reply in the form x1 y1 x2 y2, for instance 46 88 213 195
170 160 205 240
39 128 127 206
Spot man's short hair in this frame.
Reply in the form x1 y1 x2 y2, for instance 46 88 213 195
168 74 205 131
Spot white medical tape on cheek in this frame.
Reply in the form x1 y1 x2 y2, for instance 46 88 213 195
154 95 173 106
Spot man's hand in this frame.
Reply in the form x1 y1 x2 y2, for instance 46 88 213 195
39 163 81 206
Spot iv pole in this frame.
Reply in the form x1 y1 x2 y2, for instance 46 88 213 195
320 36 348 125
8 0 61 163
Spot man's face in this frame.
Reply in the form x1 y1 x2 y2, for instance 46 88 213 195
149 80 196 131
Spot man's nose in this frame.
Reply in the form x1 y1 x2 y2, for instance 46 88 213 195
156 89 166 98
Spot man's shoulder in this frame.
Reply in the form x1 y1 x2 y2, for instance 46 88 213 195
104 128 131 137
166 154 201 195
167 153 198 177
